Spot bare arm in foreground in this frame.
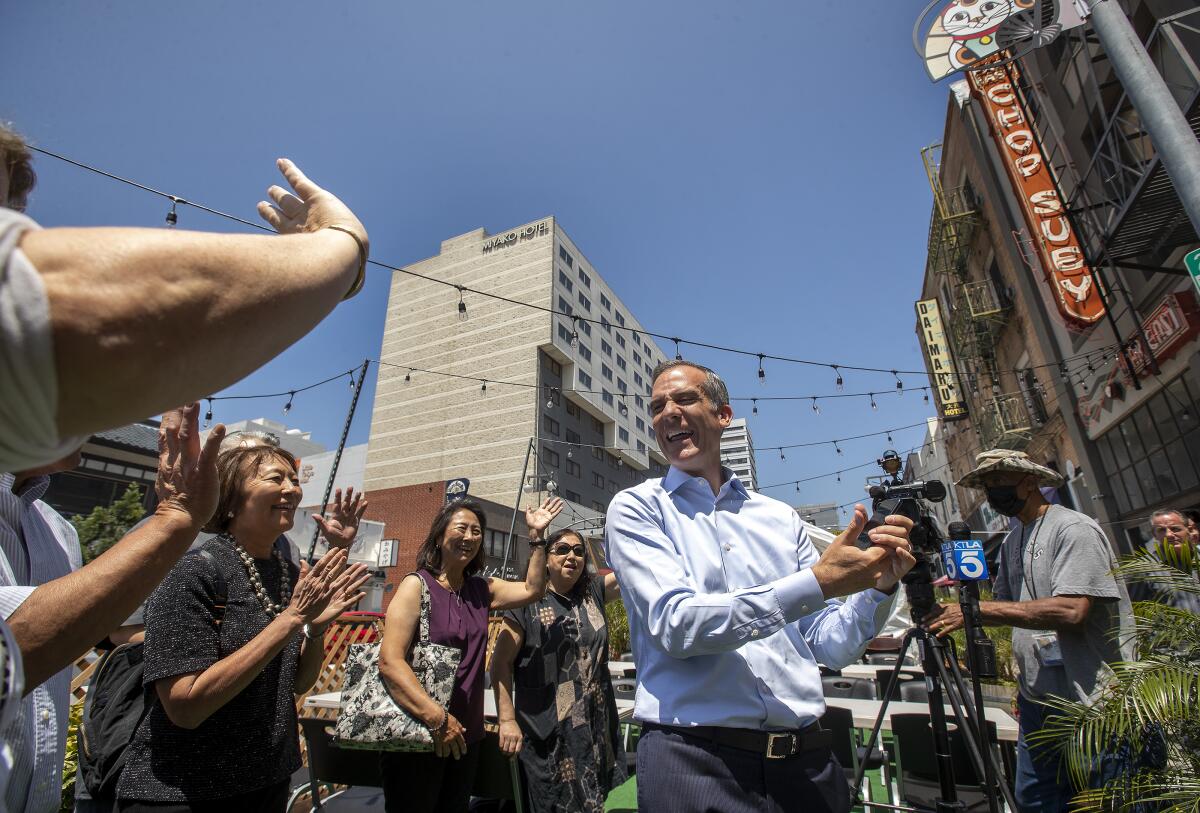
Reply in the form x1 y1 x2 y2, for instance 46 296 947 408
18 159 369 438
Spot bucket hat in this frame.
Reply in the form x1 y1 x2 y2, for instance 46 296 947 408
957 449 1065 490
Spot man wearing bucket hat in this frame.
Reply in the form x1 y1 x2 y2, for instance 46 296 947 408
922 449 1133 813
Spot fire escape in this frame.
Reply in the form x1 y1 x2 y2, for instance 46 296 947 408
921 146 1029 451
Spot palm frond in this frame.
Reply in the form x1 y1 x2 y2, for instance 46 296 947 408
1127 602 1200 658
1029 659 1200 787
1116 548 1200 596
1067 771 1200 813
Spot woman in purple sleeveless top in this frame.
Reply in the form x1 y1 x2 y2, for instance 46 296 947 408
379 495 563 813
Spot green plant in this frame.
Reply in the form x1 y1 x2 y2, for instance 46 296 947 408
606 598 629 657
61 699 84 811
71 483 147 563
1032 542 1200 813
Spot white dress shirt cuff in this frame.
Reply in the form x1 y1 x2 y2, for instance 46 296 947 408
0 586 36 620
775 568 826 623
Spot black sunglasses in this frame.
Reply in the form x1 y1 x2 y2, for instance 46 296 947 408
550 543 586 557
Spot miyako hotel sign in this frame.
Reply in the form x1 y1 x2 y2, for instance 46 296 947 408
969 60 1105 327
917 298 968 420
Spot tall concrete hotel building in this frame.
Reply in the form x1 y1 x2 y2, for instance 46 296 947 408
362 217 670 590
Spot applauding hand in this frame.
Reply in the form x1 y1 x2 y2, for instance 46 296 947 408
155 403 225 529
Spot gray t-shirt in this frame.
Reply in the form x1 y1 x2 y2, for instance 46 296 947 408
993 504 1133 703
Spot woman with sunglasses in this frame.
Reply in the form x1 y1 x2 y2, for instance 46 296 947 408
491 529 624 813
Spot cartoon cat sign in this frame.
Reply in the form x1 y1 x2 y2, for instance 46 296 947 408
914 0 1090 81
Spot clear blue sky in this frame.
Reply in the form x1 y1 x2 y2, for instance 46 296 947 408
4 0 956 516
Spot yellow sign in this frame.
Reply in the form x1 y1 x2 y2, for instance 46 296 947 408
917 298 969 420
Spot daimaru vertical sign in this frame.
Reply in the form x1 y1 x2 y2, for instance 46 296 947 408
917 298 969 420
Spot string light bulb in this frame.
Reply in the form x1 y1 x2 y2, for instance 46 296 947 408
348 373 356 391
283 392 294 416
795 482 800 493
923 389 930 404
833 365 843 391
887 432 894 444
481 382 487 393
165 199 178 228
203 399 213 429
673 338 682 361
457 287 468 321
811 397 820 415
869 393 878 411
752 398 758 416
567 449 573 459
570 318 579 349
546 388 556 409
757 354 766 384
893 370 903 393
779 449 786 461
404 370 411 383
837 472 841 482
834 441 842 456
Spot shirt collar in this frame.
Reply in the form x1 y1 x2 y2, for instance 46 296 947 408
2 472 50 505
662 466 749 500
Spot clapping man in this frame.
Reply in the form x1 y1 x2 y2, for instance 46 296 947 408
604 361 916 813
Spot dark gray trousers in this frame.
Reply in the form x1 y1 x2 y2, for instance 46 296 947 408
636 726 852 813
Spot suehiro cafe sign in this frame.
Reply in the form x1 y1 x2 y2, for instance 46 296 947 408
969 60 1106 327
917 298 969 420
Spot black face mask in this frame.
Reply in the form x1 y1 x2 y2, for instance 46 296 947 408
985 485 1027 517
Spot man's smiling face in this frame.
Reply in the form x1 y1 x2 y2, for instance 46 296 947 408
650 365 733 477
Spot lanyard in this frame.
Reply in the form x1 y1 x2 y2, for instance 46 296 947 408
1020 505 1052 600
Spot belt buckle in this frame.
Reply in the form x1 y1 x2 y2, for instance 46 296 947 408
766 732 796 759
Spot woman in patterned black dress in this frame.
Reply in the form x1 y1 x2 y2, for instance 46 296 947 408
491 529 626 813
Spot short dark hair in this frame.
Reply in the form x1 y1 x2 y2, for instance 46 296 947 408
650 359 730 410
546 528 591 596
0 124 36 212
202 445 298 534
415 498 488 578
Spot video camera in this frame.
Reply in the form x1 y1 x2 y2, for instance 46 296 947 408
856 450 947 620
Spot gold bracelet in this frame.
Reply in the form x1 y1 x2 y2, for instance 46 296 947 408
323 224 367 300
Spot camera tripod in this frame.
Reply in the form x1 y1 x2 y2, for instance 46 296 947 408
850 587 1017 813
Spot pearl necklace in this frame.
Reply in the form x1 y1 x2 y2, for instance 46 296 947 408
222 534 292 617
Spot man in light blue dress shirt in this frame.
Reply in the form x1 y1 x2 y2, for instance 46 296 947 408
604 361 916 813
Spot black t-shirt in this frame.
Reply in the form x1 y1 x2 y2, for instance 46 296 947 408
116 537 303 802
504 578 613 742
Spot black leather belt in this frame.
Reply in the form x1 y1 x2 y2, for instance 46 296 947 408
645 722 831 759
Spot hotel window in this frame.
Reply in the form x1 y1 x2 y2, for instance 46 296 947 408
592 447 604 461
543 415 560 436
559 246 574 267
578 293 591 311
593 472 605 488
558 297 573 316
579 344 592 362
579 270 591 289
557 323 571 343
543 447 560 467
609 479 619 494
636 417 645 432
565 489 582 503
557 270 573 292
566 459 581 477
547 358 562 377
601 340 612 356
602 390 614 406
634 372 643 388
617 378 627 394
615 311 626 327
608 453 620 469
619 427 629 443
592 500 605 512
601 316 611 333
579 320 591 337
615 333 625 349
578 370 593 388
633 351 641 367
601 364 613 381
545 387 560 407
566 400 580 418
566 428 581 444
600 293 611 310
592 417 603 433
616 356 626 371
635 395 644 408
637 440 645 452
645 363 653 378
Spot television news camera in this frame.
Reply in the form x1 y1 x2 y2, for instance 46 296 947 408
850 452 1014 813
